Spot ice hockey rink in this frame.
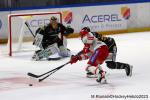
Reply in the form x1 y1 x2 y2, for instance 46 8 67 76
0 32 150 100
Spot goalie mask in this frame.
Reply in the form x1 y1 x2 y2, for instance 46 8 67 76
50 16 57 21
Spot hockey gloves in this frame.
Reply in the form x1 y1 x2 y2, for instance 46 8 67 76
70 55 80 64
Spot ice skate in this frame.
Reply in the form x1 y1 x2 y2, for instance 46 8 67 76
125 64 133 77
32 50 42 61
86 72 97 78
96 70 107 84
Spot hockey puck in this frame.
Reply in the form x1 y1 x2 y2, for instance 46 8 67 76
29 84 33 86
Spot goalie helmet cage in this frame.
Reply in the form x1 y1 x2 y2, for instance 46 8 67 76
8 12 62 56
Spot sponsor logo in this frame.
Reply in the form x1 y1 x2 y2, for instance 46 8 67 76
30 19 50 27
24 19 50 34
82 13 123 31
82 14 122 23
81 7 130 31
62 10 73 24
0 19 2 29
121 7 130 20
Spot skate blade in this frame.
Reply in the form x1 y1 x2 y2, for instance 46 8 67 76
96 78 107 84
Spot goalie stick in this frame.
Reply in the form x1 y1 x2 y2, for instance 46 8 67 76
47 55 70 61
47 57 62 61
25 21 35 37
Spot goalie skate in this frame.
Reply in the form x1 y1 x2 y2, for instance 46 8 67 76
32 43 59 61
32 50 42 61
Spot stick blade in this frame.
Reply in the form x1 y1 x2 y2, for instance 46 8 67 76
27 72 39 78
47 57 62 61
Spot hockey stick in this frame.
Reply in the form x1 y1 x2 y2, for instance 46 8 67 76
28 51 81 81
25 21 35 37
38 61 70 82
38 53 81 82
38 67 60 82
47 56 69 61
27 61 70 78
47 57 62 61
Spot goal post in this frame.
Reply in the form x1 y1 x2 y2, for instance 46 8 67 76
7 12 62 56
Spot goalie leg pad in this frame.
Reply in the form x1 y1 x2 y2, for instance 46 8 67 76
32 43 59 60
63 36 67 48
33 33 43 49
58 46 71 57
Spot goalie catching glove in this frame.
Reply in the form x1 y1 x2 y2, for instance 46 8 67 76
64 26 74 36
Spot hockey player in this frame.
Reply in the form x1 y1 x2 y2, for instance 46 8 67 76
32 16 74 61
82 27 133 77
70 29 109 83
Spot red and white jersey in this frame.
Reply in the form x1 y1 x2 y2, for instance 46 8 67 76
81 32 106 51
80 32 106 60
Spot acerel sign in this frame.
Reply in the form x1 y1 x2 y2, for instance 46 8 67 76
82 14 122 23
79 6 130 32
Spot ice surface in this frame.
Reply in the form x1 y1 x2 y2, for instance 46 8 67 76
0 32 150 100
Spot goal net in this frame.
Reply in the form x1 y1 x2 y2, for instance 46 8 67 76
6 12 62 56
